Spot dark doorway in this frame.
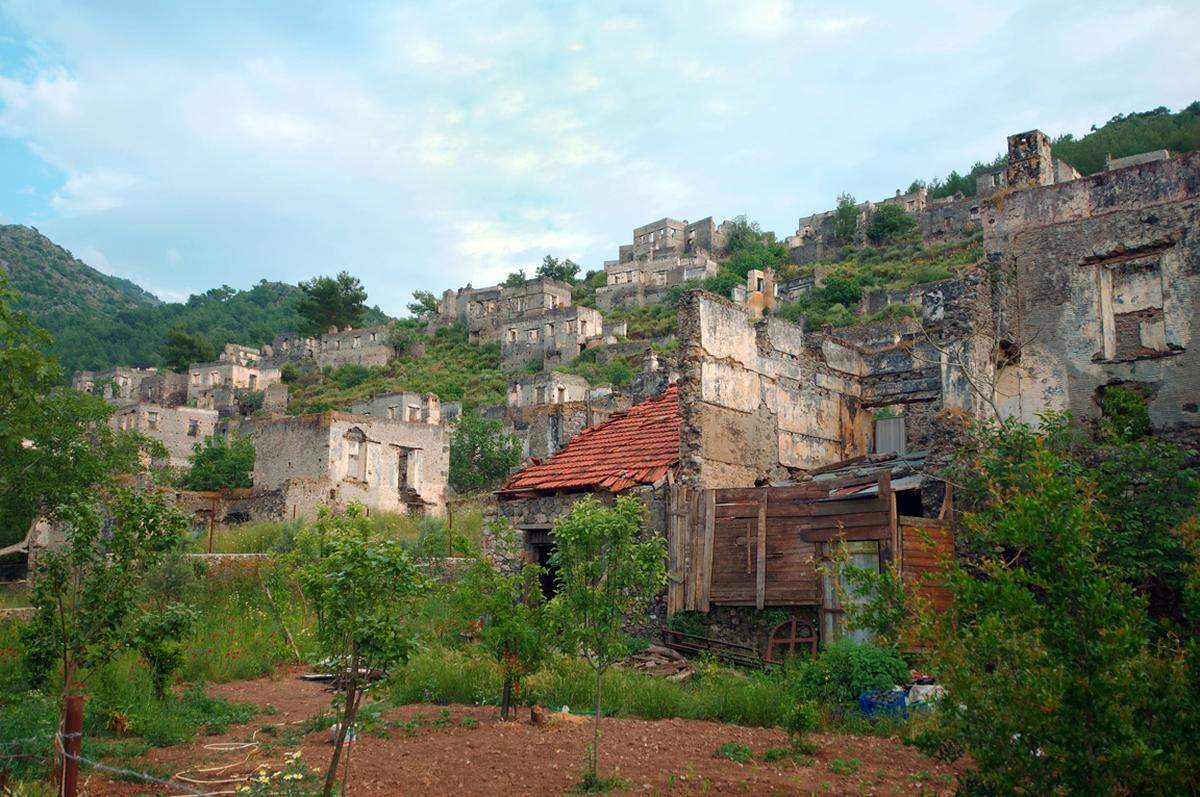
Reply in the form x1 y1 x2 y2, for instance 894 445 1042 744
531 542 558 599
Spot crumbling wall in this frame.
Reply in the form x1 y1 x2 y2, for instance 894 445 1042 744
252 411 449 517
313 325 394 369
676 291 868 487
112 404 220 468
499 306 605 371
983 150 1200 441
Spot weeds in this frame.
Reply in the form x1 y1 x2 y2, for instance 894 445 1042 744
829 757 862 775
714 742 754 764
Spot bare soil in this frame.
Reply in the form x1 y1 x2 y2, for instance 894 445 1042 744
82 665 958 796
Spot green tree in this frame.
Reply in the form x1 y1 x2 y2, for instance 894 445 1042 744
161 324 216 371
549 495 667 787
865 204 919 244
536 255 580 283
449 411 521 492
504 270 527 287
180 435 255 491
454 530 547 718
22 488 189 701
0 278 154 546
832 193 859 241
406 289 438 319
298 505 426 797
297 271 369 334
918 420 1200 794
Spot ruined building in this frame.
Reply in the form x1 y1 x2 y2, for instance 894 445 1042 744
252 395 449 519
503 371 633 461
491 128 1199 642
596 217 733 310
112 403 220 468
188 343 283 408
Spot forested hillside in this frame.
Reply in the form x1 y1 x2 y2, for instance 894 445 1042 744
0 225 387 376
915 102 1200 198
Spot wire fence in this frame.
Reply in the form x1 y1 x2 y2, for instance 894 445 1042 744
2 722 310 797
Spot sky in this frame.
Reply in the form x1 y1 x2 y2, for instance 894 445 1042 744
0 1 1197 314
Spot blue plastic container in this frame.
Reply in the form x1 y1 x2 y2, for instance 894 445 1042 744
858 688 907 720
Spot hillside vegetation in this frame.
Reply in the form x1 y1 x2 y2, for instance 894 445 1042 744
1 225 386 376
285 323 509 414
777 234 983 328
915 101 1200 198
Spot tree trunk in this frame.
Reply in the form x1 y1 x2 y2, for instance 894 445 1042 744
500 678 512 720
591 666 603 780
323 648 360 797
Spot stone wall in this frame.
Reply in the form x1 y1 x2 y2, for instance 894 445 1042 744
313 325 395 369
676 291 869 487
351 392 442 424
508 372 591 407
112 404 220 468
983 150 1200 442
252 411 450 517
72 366 161 404
500 306 605 371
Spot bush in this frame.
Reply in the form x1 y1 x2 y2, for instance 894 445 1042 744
330 363 373 389
180 435 255 491
866 205 919 244
788 640 909 706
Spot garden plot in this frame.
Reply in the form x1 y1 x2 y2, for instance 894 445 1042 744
82 666 959 796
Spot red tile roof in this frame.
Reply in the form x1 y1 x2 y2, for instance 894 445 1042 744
499 386 681 495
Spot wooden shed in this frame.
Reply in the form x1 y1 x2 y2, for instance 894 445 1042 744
666 452 953 643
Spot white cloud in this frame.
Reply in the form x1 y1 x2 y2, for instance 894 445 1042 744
0 0 1194 316
50 168 146 214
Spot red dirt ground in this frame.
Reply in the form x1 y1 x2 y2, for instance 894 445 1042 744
82 665 959 796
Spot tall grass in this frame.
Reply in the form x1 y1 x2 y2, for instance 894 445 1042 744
187 503 485 557
386 647 793 728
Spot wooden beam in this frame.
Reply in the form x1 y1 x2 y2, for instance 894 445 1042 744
756 488 767 611
700 489 715 613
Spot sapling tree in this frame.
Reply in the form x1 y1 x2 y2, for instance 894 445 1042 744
21 488 190 736
549 496 667 787
454 523 547 719
298 504 427 797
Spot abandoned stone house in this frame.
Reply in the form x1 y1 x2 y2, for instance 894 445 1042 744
111 403 220 468
312 324 395 368
503 371 633 460
72 366 162 403
787 183 985 267
596 217 733 311
434 276 573 343
252 406 449 519
499 305 611 371
731 268 779 319
350 391 442 423
187 348 282 406
489 130 1200 647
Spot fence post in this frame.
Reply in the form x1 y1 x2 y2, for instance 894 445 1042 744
61 694 83 797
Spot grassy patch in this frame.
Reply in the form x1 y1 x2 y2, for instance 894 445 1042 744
829 757 862 776
776 235 982 329
714 741 754 764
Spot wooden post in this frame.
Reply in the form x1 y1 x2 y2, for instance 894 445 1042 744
699 490 715 613
755 488 767 611
206 511 214 554
61 694 83 797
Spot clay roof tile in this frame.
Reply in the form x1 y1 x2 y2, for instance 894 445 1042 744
499 386 681 495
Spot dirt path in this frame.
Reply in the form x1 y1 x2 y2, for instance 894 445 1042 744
83 666 957 796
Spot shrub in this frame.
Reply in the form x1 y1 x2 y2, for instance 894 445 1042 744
866 205 919 244
180 435 255 491
788 640 909 706
922 420 1200 794
1099 383 1151 442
